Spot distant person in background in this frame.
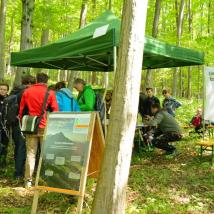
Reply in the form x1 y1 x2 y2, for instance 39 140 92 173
0 83 10 169
74 78 96 111
10 75 36 179
189 108 203 134
162 89 181 117
55 81 80 112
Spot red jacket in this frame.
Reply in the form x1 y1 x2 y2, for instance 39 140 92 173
19 83 59 128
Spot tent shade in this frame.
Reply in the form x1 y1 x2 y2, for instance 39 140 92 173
11 11 204 71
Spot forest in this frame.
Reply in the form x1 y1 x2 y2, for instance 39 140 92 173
0 0 213 95
0 0 214 213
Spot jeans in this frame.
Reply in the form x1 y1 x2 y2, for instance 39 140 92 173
152 132 182 152
25 128 44 181
11 121 26 177
0 128 9 168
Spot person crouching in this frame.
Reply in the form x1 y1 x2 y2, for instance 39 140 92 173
145 104 182 155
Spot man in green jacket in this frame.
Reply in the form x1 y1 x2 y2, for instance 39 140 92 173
145 103 182 155
74 78 96 111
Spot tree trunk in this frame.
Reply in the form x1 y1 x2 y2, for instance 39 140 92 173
79 0 88 28
187 67 192 98
173 0 185 97
91 0 148 213
14 0 35 86
0 0 7 81
172 68 178 97
6 12 15 76
109 0 112 10
144 0 162 91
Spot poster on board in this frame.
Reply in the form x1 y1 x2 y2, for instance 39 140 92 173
204 67 214 121
38 113 91 191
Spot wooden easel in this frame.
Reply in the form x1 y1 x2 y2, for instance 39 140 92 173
31 112 105 214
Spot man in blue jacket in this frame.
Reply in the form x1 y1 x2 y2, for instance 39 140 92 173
55 81 80 112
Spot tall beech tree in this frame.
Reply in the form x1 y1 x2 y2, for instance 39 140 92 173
0 0 7 81
92 0 148 213
144 0 162 90
14 0 35 86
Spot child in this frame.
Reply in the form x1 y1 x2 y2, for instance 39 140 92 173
189 108 203 134
162 89 181 117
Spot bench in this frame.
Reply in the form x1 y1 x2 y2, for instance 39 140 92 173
196 140 214 165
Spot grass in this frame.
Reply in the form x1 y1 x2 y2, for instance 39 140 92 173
1 98 214 213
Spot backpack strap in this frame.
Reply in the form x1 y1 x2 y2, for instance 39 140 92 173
37 90 49 125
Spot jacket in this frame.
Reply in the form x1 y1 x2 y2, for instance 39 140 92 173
19 83 59 128
10 85 27 106
162 97 181 117
77 85 96 111
145 110 182 134
142 96 160 117
56 88 80 112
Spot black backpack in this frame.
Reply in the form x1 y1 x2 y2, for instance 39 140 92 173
4 94 19 125
95 93 106 124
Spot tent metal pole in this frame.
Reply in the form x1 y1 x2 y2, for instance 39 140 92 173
113 46 117 72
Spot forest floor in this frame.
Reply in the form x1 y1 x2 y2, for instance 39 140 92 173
0 134 214 214
0 99 214 214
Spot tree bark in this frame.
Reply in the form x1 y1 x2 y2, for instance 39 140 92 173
109 0 112 10
6 12 15 76
14 0 35 86
144 0 162 91
91 0 148 213
173 0 185 97
0 0 7 81
79 0 88 28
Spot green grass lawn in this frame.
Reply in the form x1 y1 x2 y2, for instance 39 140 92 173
1 98 214 213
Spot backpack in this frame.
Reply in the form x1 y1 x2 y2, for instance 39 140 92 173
4 94 19 125
95 93 106 124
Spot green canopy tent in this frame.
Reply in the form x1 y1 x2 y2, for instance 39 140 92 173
11 11 204 71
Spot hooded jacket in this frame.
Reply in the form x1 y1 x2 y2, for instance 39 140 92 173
56 88 80 112
77 85 96 111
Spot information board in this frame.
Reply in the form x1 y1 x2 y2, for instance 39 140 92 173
204 67 214 121
37 113 91 193
32 112 105 214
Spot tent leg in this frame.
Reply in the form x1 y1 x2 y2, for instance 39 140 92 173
113 46 117 72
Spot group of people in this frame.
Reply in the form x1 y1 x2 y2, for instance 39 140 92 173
0 73 96 188
138 87 182 155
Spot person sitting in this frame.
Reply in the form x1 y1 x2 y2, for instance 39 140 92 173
189 108 203 135
55 81 80 112
145 104 182 155
74 78 96 111
162 89 181 117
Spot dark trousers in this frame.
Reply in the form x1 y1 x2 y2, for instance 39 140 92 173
152 132 182 152
11 122 26 177
0 129 9 168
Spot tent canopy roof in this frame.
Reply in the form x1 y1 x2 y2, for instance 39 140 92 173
11 11 204 71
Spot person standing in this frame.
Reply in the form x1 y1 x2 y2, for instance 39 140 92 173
0 83 10 169
74 78 96 111
162 89 181 117
143 87 160 119
19 73 58 188
9 75 36 179
145 104 182 155
55 81 80 112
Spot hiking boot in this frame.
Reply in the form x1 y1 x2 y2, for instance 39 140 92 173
165 149 177 156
